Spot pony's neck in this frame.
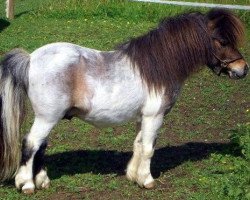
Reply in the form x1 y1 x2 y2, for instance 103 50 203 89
120 12 212 92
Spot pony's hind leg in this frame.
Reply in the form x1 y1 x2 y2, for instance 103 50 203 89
33 141 50 189
15 117 57 194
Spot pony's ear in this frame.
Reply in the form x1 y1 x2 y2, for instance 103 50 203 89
207 15 223 33
206 9 245 47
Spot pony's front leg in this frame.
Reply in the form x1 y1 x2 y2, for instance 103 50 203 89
15 117 56 194
126 123 142 182
136 114 163 189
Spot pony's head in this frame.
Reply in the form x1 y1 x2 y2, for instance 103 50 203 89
206 9 248 79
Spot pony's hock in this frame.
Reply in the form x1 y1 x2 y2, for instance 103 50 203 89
0 9 248 194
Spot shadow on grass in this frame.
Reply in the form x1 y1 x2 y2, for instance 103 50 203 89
0 19 10 33
46 142 233 180
15 11 31 18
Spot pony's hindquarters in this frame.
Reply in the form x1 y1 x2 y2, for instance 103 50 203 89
14 43 83 193
0 49 30 181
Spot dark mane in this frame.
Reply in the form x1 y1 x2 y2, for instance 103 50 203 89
119 12 212 92
118 9 244 93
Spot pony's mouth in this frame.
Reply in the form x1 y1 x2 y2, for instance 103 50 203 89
212 65 227 76
228 70 243 79
213 65 249 79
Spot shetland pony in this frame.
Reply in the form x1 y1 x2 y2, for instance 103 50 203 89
0 9 248 194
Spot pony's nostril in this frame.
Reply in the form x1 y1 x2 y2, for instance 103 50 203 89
232 71 239 78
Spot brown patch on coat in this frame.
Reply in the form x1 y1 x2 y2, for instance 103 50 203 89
64 57 91 120
72 57 88 108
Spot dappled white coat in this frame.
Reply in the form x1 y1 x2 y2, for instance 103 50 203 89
15 42 178 192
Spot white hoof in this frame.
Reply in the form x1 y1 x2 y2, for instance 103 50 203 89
35 169 50 189
137 174 155 189
22 188 35 195
144 180 155 189
15 167 34 191
21 182 35 194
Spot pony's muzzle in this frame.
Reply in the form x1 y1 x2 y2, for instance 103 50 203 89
228 61 249 79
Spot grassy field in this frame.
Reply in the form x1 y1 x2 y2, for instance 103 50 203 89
0 0 250 199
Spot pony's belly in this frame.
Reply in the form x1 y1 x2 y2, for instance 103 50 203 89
84 113 140 128
83 103 141 127
82 86 144 127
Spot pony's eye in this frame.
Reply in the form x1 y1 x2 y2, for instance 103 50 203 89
220 40 229 47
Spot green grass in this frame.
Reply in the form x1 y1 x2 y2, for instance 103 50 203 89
0 0 250 199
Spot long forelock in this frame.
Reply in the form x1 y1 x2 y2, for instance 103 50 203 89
223 15 244 47
207 9 245 47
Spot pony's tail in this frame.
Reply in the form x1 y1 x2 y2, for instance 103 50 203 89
0 49 30 181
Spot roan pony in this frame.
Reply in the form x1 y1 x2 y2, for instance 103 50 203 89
0 9 248 194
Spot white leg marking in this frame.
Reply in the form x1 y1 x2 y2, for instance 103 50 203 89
15 159 36 194
15 163 34 190
136 114 163 188
126 130 142 182
15 117 57 193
